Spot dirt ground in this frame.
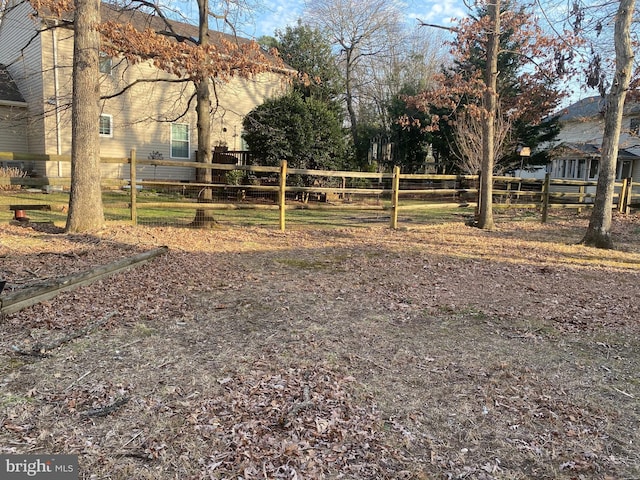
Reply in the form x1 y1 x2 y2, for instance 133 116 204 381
1 211 640 479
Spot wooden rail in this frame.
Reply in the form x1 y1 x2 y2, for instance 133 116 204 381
0 247 168 316
1 151 636 230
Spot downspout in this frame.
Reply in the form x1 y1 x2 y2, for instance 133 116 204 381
51 20 62 176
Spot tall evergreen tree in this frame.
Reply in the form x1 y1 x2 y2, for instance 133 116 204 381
384 85 434 174
430 1 564 175
272 21 342 108
255 23 349 170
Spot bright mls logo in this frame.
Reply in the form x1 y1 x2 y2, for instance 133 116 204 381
0 455 78 479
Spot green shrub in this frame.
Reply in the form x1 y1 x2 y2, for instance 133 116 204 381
225 170 245 185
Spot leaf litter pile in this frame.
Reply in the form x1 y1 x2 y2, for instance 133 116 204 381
1 211 640 479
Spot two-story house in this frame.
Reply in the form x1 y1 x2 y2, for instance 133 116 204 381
0 1 288 181
549 96 640 184
0 64 29 160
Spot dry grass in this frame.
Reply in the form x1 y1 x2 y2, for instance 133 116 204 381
0 167 27 192
1 211 639 479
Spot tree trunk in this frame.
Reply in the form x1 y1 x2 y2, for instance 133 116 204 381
344 48 359 151
191 0 216 228
65 0 104 233
477 0 500 230
192 78 216 227
581 0 635 249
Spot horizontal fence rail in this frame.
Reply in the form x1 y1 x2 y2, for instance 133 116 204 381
1 150 637 229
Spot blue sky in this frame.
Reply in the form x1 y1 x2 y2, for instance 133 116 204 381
210 0 467 40
167 0 593 107
230 0 593 106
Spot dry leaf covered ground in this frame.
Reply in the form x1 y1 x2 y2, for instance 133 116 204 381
1 211 640 479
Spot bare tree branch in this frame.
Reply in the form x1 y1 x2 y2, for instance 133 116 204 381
416 20 459 34
99 77 191 100
452 106 513 174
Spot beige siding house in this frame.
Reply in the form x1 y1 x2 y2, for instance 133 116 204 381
0 65 29 158
0 1 287 181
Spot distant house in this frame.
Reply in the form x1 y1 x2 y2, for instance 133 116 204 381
549 96 640 184
0 1 288 180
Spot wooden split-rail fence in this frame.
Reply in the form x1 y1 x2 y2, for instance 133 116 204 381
1 150 637 231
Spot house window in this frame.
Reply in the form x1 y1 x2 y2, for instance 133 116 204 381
617 160 633 180
576 159 586 180
99 52 113 75
553 158 590 179
556 159 571 178
566 159 576 178
588 159 598 179
99 114 113 137
630 118 640 135
171 124 190 159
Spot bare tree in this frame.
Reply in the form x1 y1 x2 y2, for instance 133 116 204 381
581 0 636 248
192 0 215 227
453 106 513 174
304 0 403 152
366 28 447 132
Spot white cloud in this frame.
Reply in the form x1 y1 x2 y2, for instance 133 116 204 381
248 0 303 38
405 0 467 26
242 0 467 39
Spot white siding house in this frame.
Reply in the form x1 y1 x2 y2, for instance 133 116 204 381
550 96 640 184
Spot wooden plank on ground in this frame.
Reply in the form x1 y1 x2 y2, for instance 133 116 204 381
0 246 169 316
9 204 51 211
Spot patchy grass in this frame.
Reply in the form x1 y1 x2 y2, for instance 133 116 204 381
0 213 639 478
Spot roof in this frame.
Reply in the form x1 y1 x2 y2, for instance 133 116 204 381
49 3 284 67
0 64 26 104
99 3 255 51
558 96 640 122
553 142 640 160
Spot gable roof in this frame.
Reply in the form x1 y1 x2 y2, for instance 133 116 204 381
46 3 284 67
558 96 640 122
558 97 605 121
0 64 26 104
553 142 640 160
99 3 257 51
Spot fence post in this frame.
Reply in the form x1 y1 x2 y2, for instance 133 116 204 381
279 160 287 231
621 177 633 214
390 165 400 229
618 177 629 213
130 148 137 225
475 170 482 221
577 185 585 214
541 172 550 223
618 178 626 212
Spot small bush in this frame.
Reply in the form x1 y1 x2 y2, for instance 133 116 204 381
0 166 26 191
225 170 245 185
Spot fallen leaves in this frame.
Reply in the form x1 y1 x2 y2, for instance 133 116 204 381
1 214 640 478
185 367 403 478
